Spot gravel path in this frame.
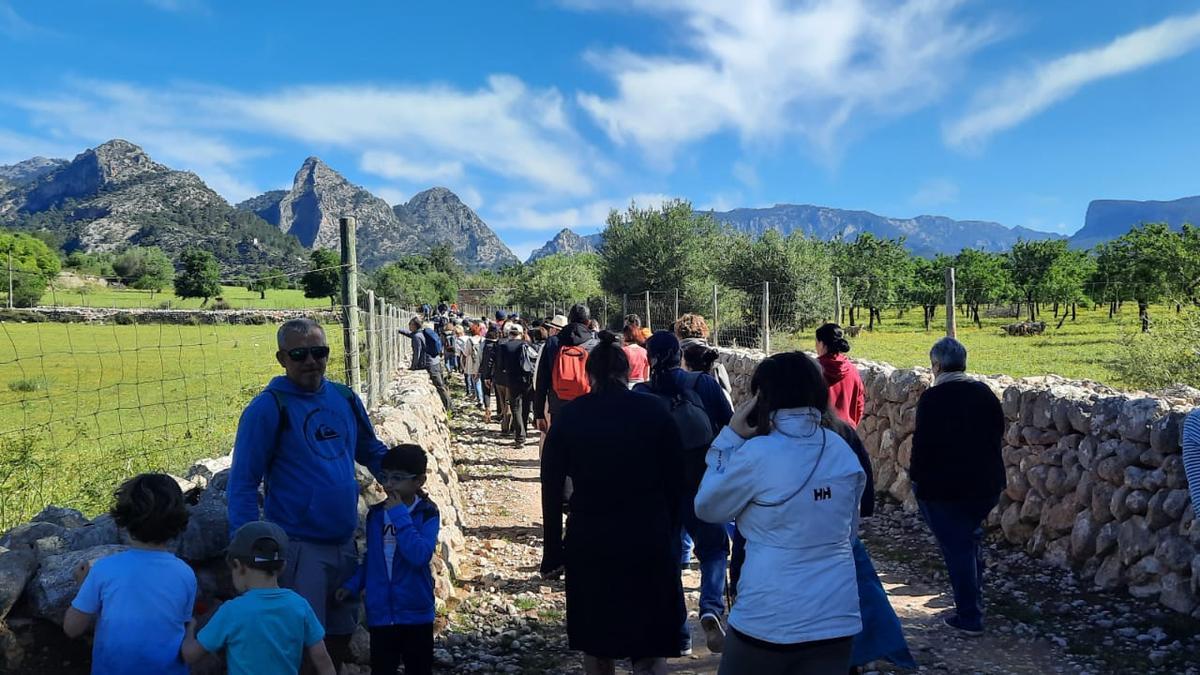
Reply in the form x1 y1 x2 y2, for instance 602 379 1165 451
436 381 1200 674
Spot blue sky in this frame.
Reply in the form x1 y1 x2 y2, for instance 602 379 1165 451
2 1 1200 259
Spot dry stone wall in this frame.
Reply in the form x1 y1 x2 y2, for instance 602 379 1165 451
716 348 1200 618
0 367 464 670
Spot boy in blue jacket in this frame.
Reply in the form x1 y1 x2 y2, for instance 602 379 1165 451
337 444 440 675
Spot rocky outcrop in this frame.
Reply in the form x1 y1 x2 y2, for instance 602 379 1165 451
717 348 1200 618
525 228 601 263
0 157 67 193
0 140 308 272
396 187 519 271
0 364 465 668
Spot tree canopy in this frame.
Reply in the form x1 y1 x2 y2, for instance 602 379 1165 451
0 230 62 307
301 249 342 306
173 249 222 305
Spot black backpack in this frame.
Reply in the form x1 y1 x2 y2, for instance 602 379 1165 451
666 373 716 453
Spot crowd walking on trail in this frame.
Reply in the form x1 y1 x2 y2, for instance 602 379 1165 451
56 301 1034 675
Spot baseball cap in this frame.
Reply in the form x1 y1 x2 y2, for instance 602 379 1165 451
495 310 508 321
227 520 289 563
547 314 568 329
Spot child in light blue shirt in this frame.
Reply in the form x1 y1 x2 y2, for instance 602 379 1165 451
181 520 334 675
64 474 197 675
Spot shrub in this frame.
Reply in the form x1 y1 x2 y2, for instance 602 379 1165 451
211 297 233 311
1112 308 1200 389
113 312 137 325
7 378 47 393
0 309 46 323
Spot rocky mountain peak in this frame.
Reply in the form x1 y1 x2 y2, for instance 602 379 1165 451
0 157 67 188
526 228 601 262
395 188 518 271
88 139 165 183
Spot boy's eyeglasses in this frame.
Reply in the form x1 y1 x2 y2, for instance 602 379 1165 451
286 346 331 362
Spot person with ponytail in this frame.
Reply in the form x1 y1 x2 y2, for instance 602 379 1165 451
696 352 865 674
634 331 733 655
815 323 865 427
540 331 686 675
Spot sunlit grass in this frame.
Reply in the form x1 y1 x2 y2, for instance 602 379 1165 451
39 283 333 310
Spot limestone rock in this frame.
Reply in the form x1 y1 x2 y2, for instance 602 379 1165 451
176 494 230 562
30 506 89 529
1119 398 1167 443
1124 489 1150 516
1094 553 1124 589
28 545 127 624
0 522 66 550
1159 572 1197 614
186 456 232 486
1155 536 1195 573
1070 510 1098 561
0 547 36 621
1118 516 1156 566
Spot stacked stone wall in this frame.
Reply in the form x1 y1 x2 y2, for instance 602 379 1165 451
3 306 342 325
0 368 464 669
717 348 1200 618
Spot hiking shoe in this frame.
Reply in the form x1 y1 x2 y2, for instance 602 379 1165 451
700 613 725 653
943 615 984 637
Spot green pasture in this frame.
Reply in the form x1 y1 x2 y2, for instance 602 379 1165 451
0 319 347 529
38 283 333 310
770 302 1156 387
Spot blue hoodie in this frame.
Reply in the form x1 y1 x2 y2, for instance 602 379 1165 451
343 499 440 626
228 376 388 544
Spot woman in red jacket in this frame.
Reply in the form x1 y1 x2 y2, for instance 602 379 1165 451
816 323 865 427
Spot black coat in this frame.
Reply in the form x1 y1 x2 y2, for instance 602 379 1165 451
540 387 686 658
478 339 498 382
910 379 1007 501
494 339 534 391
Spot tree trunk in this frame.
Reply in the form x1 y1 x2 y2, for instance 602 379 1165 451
1053 302 1059 318
923 306 931 331
849 305 856 326
868 307 875 331
1139 300 1150 332
1109 300 1116 319
1071 303 1077 322
972 304 981 328
260 289 266 300
1056 311 1068 330
1027 295 1036 322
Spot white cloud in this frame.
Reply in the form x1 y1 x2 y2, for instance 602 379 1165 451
732 161 759 190
508 239 548 261
3 76 599 204
911 178 959 207
459 186 484 210
488 192 675 231
373 186 411 207
946 10 1200 147
577 0 996 160
359 150 463 183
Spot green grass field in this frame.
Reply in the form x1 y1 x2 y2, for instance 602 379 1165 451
770 302 1151 387
0 319 348 529
38 283 334 310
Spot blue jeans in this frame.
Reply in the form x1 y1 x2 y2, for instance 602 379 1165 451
679 495 729 646
917 494 999 631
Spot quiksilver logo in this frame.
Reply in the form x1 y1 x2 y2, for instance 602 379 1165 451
315 424 340 441
813 486 832 501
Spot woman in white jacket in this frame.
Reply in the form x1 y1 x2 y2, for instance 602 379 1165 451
695 351 866 674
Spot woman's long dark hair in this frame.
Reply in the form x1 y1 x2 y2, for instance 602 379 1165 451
585 330 629 392
749 351 829 433
815 323 851 355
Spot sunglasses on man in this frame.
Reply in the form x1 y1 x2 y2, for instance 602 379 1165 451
284 346 331 362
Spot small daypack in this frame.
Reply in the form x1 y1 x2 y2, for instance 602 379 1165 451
665 374 715 453
552 344 591 401
421 328 444 357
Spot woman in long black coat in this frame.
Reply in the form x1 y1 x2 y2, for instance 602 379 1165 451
540 331 686 675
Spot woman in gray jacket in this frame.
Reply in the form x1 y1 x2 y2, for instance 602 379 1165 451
695 352 866 674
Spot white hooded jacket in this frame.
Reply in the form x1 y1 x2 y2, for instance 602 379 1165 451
695 408 865 645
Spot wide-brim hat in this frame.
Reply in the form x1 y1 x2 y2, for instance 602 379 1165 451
547 314 568 329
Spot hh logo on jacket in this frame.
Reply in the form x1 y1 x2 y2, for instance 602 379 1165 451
813 486 832 501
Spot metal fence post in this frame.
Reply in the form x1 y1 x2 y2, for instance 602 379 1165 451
712 284 719 345
946 267 957 339
762 281 771 354
834 276 842 324
673 288 679 323
339 217 362 393
645 290 651 330
366 290 379 408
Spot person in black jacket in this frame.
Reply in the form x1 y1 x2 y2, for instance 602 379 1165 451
533 304 598 433
540 331 686 674
910 337 1006 637
400 317 452 413
495 323 536 446
478 326 501 425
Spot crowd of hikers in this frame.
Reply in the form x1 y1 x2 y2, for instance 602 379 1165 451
57 300 1200 675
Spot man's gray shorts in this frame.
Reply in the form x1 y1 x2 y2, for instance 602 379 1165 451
280 539 360 635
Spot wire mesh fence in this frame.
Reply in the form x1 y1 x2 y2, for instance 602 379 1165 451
0 263 416 530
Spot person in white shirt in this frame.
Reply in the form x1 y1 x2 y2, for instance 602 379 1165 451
695 351 866 675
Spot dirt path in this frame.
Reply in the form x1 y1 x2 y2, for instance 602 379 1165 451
438 380 1200 674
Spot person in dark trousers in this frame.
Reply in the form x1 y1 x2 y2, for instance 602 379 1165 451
478 326 501 425
228 318 389 672
633 331 732 655
540 331 686 675
495 323 536 446
400 317 452 413
910 337 1006 637
337 444 440 675
533 304 599 433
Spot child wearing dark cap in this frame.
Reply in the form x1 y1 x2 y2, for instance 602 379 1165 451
337 443 440 675
180 521 335 675
64 473 197 674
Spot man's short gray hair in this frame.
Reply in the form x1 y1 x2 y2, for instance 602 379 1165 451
277 318 325 349
930 337 967 372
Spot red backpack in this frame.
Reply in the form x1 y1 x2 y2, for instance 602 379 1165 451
552 344 591 401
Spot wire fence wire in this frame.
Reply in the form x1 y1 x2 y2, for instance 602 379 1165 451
0 268 415 530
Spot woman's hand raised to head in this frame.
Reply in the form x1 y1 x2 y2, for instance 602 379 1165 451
729 397 759 439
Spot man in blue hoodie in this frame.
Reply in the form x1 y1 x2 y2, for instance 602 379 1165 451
228 318 388 672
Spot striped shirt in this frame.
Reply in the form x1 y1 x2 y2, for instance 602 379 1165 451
1181 409 1200 520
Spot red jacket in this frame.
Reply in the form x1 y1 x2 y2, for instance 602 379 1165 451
820 353 864 427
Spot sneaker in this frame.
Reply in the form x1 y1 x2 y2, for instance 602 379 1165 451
943 615 984 637
679 642 693 657
700 613 726 653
